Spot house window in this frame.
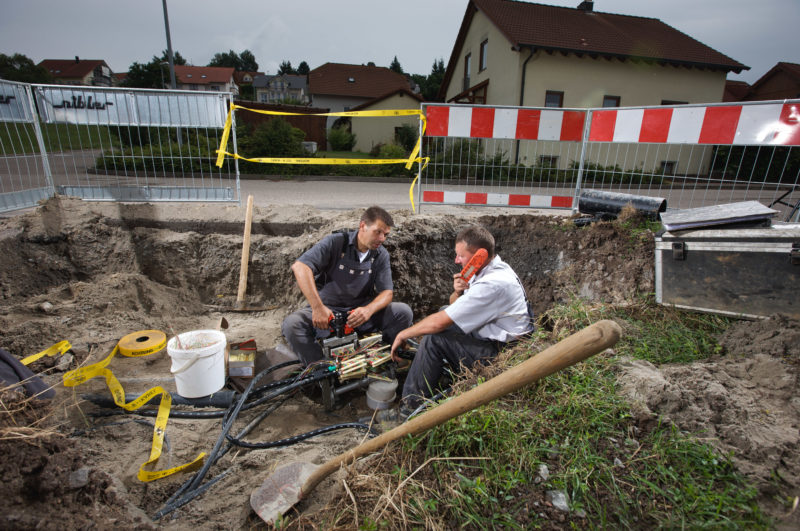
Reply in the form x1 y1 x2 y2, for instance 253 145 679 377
545 91 563 108
479 40 488 71
463 53 471 91
260 93 268 103
659 161 677 174
539 155 558 167
602 95 621 107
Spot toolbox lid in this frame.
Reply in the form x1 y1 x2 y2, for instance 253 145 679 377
660 201 777 231
658 222 800 242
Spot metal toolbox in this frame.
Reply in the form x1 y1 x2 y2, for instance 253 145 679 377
655 224 800 319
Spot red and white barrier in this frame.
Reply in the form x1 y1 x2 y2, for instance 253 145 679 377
421 190 573 208
589 102 800 146
425 105 586 142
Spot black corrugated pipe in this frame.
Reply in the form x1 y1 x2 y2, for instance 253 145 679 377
578 189 667 220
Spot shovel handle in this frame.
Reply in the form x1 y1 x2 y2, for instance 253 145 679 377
301 319 621 497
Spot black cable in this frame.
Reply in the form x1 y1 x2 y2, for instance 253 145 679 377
225 422 371 449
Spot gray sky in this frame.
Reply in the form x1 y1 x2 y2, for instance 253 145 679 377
1 0 796 85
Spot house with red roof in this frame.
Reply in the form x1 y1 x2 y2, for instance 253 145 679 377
173 65 237 95
439 0 747 107
742 62 800 101
350 88 424 153
38 57 113 86
308 62 414 132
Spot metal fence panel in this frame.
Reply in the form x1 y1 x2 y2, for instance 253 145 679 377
418 101 800 221
0 79 53 212
30 84 238 204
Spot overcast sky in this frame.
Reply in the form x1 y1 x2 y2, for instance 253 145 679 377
1 0 796 85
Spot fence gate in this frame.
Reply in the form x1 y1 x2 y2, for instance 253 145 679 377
0 79 53 212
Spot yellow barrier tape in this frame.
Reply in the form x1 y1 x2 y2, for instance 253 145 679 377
21 340 72 366
62 330 205 482
216 106 233 168
216 150 428 168
409 174 419 214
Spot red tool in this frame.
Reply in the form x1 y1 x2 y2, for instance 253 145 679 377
459 248 488 282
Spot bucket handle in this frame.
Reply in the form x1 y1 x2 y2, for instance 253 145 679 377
171 355 200 375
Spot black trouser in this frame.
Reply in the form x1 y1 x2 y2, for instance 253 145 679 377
282 302 413 365
401 324 500 410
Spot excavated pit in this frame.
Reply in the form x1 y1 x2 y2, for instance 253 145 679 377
1 197 797 529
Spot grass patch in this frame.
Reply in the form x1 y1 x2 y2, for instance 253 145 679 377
1 122 118 154
309 298 768 529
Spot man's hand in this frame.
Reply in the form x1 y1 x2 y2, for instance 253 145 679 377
311 305 333 330
452 273 468 295
346 306 373 329
391 331 409 362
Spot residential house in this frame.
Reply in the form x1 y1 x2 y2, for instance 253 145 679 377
38 57 113 86
743 62 800 101
350 88 424 153
308 62 413 131
233 71 264 100
173 65 237 96
723 80 751 102
438 0 748 173
253 74 309 104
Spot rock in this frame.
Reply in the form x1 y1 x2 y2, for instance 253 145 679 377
56 352 74 371
535 463 550 484
547 490 570 512
574 509 587 518
614 457 624 468
38 301 54 313
68 467 90 489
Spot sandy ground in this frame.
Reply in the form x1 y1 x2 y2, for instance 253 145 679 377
0 196 797 529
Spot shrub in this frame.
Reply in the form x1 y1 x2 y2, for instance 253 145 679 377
241 118 305 158
328 126 356 151
394 123 419 153
377 142 407 160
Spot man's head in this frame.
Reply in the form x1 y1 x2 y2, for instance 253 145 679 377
454 225 495 270
357 206 394 252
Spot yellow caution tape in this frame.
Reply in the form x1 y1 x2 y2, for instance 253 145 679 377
62 330 205 482
409 174 419 213
21 340 72 366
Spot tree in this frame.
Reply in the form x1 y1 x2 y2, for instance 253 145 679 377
208 49 257 71
278 61 295 75
389 56 404 74
123 51 186 89
424 58 446 101
0 53 53 83
296 61 310 75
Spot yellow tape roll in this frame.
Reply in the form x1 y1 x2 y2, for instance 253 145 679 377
63 330 205 482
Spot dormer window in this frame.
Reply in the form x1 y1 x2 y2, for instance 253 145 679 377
347 77 355 83
186 74 193 78
201 74 207 78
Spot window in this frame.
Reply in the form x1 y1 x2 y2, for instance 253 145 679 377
260 93 268 103
602 95 621 107
463 53 471 91
544 91 563 108
539 155 558 167
479 40 488 71
659 161 676 174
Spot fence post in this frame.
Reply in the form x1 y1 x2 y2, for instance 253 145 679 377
571 108 592 213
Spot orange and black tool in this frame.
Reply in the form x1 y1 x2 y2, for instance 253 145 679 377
329 311 354 337
459 248 489 282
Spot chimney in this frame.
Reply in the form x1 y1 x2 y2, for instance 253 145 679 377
578 1 594 11
75 56 80 63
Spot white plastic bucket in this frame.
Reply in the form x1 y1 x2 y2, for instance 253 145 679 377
167 329 226 398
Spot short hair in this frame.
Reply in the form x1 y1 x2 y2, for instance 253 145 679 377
361 206 394 227
456 225 495 258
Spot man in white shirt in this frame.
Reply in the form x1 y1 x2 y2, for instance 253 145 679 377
390 224 533 415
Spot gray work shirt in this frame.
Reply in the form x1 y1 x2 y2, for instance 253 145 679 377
297 230 393 309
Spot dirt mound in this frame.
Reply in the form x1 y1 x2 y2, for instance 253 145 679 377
617 315 800 528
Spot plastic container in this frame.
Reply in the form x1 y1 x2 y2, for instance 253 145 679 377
168 329 226 398
366 379 398 410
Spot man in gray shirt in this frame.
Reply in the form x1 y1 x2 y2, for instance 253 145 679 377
282 206 412 365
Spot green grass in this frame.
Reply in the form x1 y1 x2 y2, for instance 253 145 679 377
323 297 769 529
1 122 117 153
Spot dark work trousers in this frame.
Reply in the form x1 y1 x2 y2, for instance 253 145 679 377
282 302 413 365
401 324 500 410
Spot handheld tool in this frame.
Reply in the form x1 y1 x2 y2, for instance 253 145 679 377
250 319 622 524
459 248 488 282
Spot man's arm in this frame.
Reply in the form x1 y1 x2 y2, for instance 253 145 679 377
390 310 454 360
347 289 392 328
291 260 331 329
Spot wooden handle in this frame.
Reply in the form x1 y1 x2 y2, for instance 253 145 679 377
236 195 254 303
301 319 622 496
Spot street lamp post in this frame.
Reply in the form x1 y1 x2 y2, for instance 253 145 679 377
162 0 177 89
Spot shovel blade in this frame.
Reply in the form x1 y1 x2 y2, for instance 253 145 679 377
251 461 317 524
